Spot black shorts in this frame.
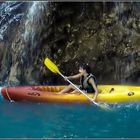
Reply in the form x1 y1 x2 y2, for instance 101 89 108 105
86 87 95 93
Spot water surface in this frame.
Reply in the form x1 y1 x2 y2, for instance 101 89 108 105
0 93 140 138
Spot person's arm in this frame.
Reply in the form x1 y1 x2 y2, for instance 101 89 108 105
88 78 98 101
67 73 83 80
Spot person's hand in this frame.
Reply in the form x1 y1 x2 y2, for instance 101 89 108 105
64 76 68 81
92 97 96 102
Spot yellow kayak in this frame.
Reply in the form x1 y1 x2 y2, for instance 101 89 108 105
1 85 140 103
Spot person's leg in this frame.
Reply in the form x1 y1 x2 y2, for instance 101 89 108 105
58 84 74 94
71 89 81 94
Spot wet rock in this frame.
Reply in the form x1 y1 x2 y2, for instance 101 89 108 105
0 2 140 85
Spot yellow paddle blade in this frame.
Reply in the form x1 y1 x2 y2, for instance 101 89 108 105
44 58 61 74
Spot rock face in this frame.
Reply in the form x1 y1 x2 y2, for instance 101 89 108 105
0 2 140 86
0 2 29 85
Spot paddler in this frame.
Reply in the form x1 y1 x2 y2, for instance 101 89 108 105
58 64 99 101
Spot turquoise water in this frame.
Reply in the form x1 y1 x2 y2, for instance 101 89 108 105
0 92 140 138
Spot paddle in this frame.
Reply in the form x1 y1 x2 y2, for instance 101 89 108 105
44 57 111 111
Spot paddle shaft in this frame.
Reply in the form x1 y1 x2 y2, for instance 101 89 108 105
59 73 99 106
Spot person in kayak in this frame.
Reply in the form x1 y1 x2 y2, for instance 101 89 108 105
58 64 99 101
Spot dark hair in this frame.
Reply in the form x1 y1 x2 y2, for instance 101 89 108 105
80 63 91 74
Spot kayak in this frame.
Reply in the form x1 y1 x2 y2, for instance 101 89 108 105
1 85 140 103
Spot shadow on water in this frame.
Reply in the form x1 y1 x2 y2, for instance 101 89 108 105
0 87 140 138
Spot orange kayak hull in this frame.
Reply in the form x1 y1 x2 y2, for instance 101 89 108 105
1 86 93 103
1 85 140 103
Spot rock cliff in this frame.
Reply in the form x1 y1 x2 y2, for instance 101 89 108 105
0 2 140 86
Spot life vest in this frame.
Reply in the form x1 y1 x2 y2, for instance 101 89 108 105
80 73 97 90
